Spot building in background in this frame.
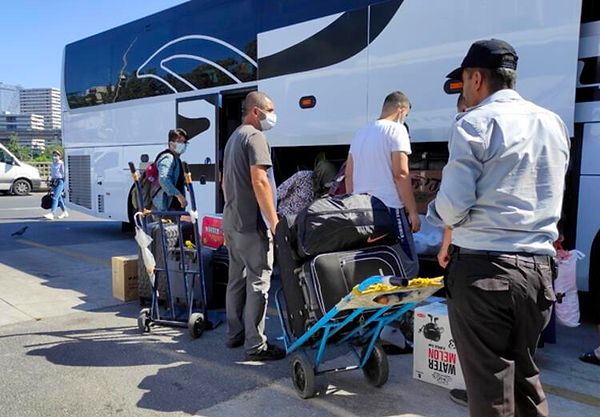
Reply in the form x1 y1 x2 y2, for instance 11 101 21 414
20 88 61 130
0 113 44 131
0 85 63 153
0 83 21 114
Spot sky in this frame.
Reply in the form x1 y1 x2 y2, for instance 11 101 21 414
0 0 188 89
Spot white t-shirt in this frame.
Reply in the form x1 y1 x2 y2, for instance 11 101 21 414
349 119 412 208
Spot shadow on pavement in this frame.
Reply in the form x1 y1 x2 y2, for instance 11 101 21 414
11 309 293 415
0 219 136 314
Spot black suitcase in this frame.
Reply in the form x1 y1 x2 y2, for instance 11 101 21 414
201 246 229 309
138 222 203 306
274 215 308 338
298 244 418 330
295 193 394 259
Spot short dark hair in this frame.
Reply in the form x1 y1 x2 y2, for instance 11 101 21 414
466 67 517 92
168 128 188 142
242 91 272 117
381 91 411 115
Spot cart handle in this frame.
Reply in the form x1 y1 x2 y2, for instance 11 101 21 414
182 161 193 185
128 161 140 181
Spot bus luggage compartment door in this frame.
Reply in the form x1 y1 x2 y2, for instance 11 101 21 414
176 95 219 215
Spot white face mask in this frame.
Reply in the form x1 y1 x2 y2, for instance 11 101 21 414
258 108 277 131
52 156 60 162
174 142 187 155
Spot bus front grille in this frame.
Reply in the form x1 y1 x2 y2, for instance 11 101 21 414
67 155 92 209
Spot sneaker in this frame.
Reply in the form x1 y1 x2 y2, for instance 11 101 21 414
58 211 69 219
449 389 468 407
225 337 244 349
43 213 55 220
245 343 286 361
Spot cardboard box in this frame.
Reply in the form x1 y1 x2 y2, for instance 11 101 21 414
112 255 139 301
413 302 466 390
411 170 442 214
202 214 224 250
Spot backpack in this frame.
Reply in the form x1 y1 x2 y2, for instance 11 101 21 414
328 161 347 196
131 150 173 211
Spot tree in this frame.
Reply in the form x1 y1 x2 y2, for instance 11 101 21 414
7 135 30 161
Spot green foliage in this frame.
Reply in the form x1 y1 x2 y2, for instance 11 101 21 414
31 145 64 162
6 134 63 162
7 135 30 160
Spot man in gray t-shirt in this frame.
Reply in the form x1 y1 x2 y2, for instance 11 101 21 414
222 91 284 361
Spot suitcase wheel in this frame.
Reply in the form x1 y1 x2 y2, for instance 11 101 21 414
361 343 389 387
290 352 317 399
137 308 151 334
188 312 206 339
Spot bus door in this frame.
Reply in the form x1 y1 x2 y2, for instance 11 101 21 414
176 94 219 215
216 88 256 212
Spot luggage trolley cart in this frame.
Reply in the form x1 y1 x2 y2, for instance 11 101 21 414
275 275 443 398
128 161 222 338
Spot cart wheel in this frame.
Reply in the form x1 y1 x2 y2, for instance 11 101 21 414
362 343 389 387
290 352 317 399
188 313 205 339
137 308 151 333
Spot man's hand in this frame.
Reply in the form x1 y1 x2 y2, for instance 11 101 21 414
176 194 188 208
408 211 421 233
270 218 279 236
437 245 450 268
437 227 453 268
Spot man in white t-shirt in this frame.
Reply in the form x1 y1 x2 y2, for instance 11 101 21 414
345 91 421 258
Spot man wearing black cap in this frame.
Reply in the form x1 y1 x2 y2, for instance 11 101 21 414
427 39 570 417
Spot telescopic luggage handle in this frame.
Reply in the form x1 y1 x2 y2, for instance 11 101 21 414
182 161 193 185
128 161 137 177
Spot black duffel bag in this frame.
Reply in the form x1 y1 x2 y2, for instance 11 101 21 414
295 193 395 258
40 191 53 209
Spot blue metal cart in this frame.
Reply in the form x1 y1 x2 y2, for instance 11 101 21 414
275 275 443 398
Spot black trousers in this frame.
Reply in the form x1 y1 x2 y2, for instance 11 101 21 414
446 246 556 417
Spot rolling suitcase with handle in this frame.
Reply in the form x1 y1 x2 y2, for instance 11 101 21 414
274 215 308 338
297 243 418 334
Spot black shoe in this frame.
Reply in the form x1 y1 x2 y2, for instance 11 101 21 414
245 343 286 361
449 389 468 407
225 337 244 349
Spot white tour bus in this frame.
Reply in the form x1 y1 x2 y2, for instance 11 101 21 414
62 0 599 294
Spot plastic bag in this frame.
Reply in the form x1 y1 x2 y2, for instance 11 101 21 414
413 215 444 255
554 249 585 327
134 226 156 289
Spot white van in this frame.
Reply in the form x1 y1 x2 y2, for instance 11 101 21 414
0 143 43 195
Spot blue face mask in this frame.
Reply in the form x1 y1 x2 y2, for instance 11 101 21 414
52 156 60 162
174 142 187 155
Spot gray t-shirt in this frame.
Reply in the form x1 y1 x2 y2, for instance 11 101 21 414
223 124 275 233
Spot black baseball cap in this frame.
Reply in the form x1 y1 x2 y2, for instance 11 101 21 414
446 39 518 80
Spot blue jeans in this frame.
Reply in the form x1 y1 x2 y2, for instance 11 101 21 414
51 179 65 214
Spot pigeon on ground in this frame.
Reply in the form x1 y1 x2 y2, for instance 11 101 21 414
11 226 29 237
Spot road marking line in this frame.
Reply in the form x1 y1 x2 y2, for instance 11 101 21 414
543 383 600 408
17 239 111 268
0 207 42 211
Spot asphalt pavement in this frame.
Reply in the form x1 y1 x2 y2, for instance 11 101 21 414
0 193 598 417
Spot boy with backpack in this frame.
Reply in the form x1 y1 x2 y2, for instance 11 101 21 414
133 128 189 211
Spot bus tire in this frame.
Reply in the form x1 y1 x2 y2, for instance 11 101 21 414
588 231 600 324
122 186 136 232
